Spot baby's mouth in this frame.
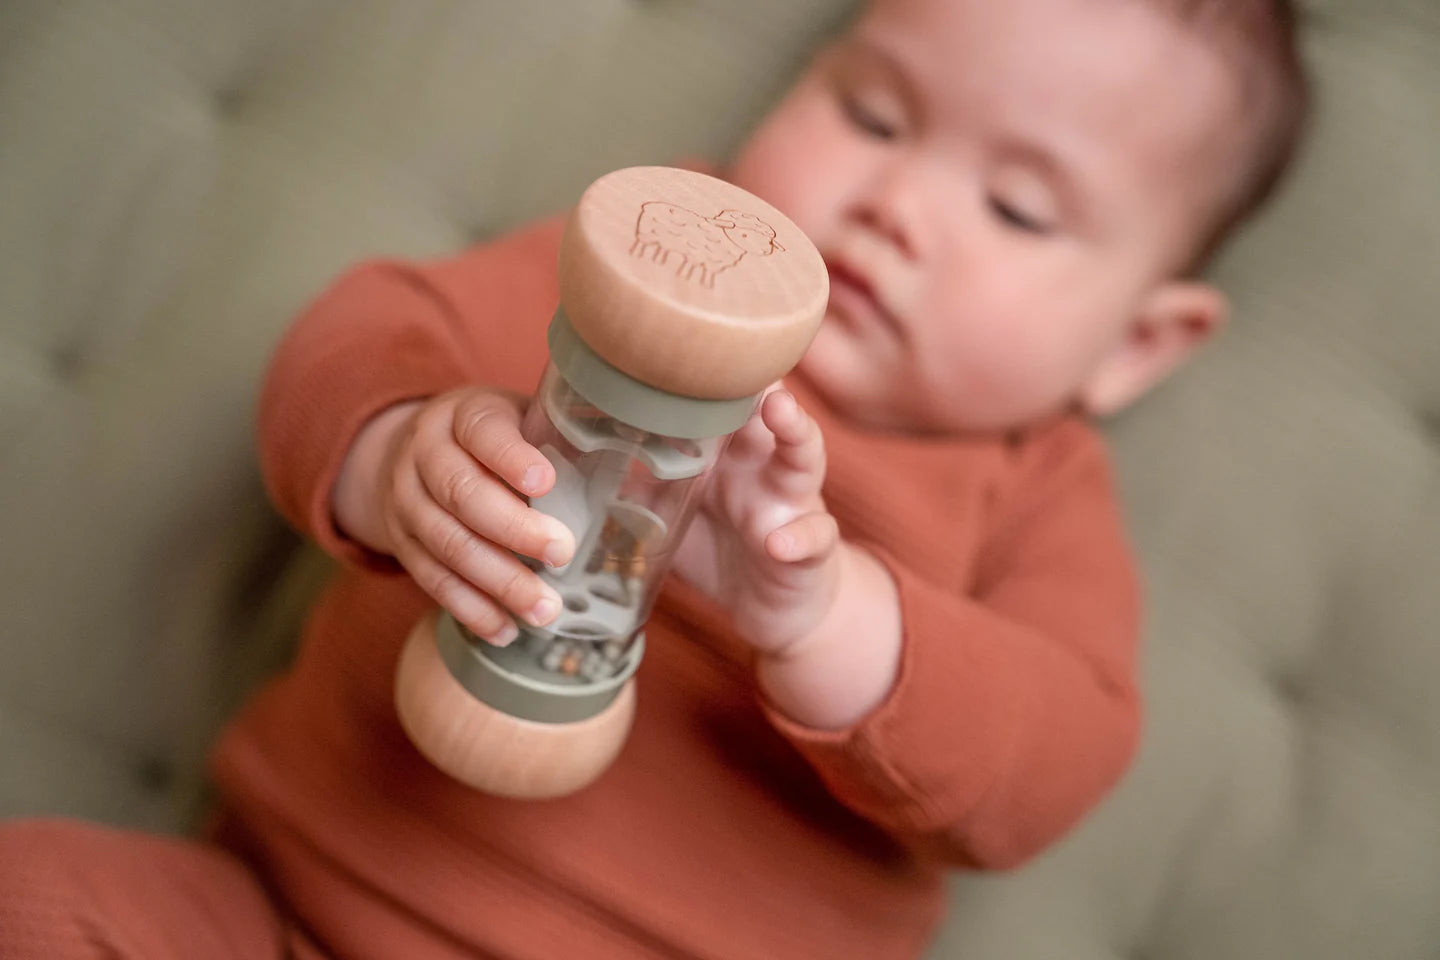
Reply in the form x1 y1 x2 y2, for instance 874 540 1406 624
825 258 903 341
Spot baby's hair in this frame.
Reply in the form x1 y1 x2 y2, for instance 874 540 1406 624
1154 0 1311 272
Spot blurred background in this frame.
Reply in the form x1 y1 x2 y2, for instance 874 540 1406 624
1 1 1437 957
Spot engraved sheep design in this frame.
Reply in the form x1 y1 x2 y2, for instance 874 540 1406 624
631 201 786 289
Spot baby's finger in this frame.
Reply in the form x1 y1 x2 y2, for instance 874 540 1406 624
451 391 554 497
724 404 778 464
415 440 574 568
391 529 520 646
765 511 839 564
395 464 564 630
760 390 826 487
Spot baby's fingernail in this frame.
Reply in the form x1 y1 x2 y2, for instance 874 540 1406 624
489 620 520 647
522 465 544 494
527 591 562 627
541 522 574 567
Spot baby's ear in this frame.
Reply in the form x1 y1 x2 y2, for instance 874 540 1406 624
1078 281 1229 416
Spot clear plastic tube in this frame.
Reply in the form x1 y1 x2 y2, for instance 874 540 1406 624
513 363 727 681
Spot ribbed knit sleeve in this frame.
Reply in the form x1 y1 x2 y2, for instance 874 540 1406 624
765 421 1142 870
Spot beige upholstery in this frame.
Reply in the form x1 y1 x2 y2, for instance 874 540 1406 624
1 1 1435 956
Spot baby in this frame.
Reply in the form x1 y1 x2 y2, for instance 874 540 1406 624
0 0 1307 958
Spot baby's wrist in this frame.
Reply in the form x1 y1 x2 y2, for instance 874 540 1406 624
755 542 903 730
332 400 424 554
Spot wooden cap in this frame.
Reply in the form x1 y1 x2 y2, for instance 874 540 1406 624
558 166 828 400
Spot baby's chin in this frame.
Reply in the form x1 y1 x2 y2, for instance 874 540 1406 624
791 337 943 435
791 327 899 428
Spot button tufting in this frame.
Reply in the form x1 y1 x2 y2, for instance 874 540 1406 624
1422 409 1440 442
213 82 247 120
134 755 175 793
1271 670 1309 710
49 345 83 380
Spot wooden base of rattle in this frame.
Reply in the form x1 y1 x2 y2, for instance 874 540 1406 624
395 612 637 799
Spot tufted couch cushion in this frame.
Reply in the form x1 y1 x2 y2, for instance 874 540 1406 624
1 1 1435 957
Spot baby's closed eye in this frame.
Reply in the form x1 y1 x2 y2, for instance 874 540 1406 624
988 195 1053 235
827 43 912 143
841 89 903 142
987 168 1059 236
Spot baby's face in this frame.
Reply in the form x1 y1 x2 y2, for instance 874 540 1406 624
730 0 1244 432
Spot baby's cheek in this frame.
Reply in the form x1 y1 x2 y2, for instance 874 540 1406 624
732 102 851 235
933 319 1082 427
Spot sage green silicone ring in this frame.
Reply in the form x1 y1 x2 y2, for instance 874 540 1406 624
434 611 644 724
548 308 759 440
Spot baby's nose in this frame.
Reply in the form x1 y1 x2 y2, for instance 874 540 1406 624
848 186 918 261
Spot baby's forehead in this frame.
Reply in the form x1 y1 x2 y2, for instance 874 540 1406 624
851 0 1245 150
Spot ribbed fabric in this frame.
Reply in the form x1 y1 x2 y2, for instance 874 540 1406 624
0 819 318 959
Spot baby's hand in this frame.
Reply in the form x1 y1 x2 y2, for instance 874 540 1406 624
673 388 842 654
360 388 576 645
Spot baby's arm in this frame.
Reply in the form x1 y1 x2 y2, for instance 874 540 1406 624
257 217 563 575
757 422 1140 871
754 539 902 730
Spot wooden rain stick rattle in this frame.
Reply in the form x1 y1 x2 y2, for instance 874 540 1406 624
394 166 829 799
